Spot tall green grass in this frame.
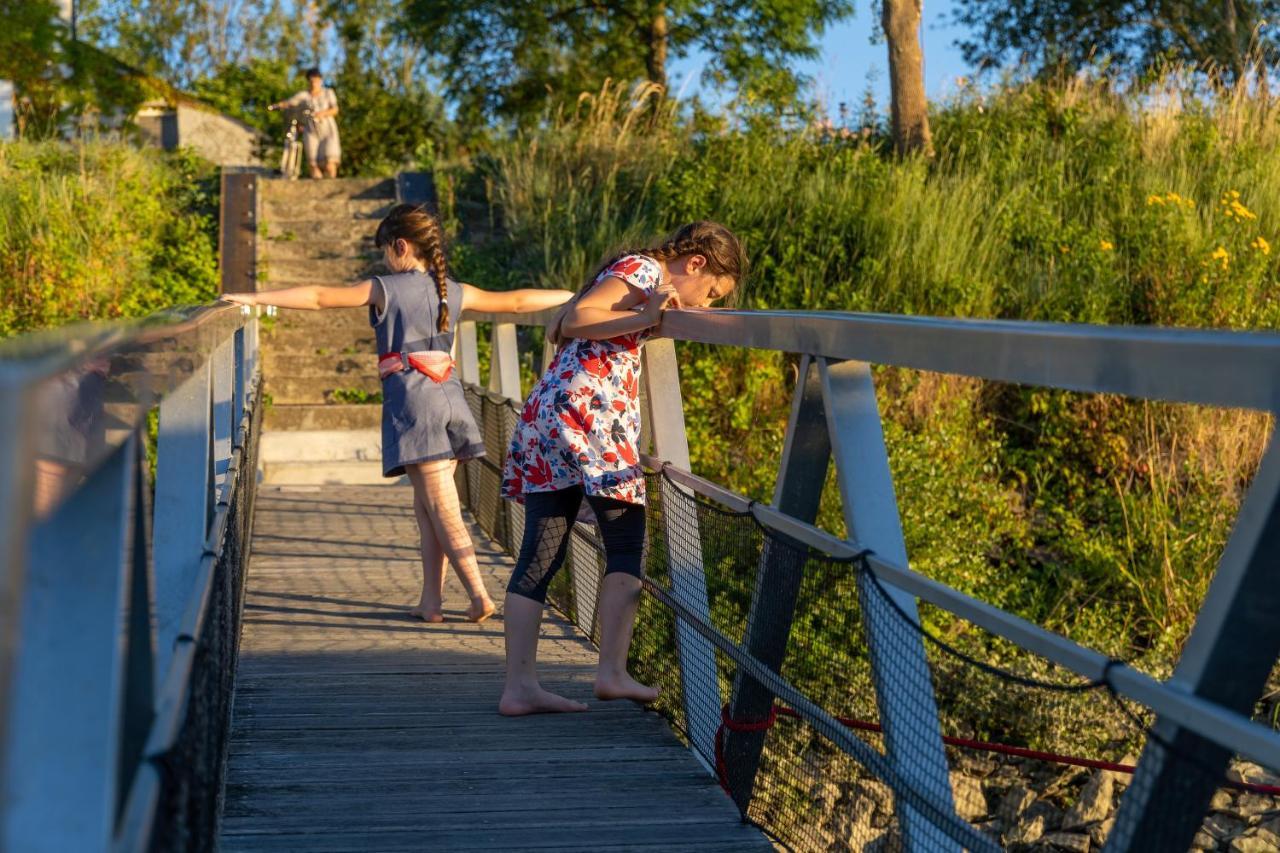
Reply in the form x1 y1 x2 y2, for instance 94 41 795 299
449 74 1279 673
0 140 220 336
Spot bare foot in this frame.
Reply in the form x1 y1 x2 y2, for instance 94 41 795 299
498 683 589 716
594 671 659 704
467 596 496 623
408 605 444 623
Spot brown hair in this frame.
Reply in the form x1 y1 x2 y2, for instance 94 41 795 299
374 204 451 334
550 221 747 344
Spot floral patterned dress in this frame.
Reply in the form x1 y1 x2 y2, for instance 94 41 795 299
502 254 663 506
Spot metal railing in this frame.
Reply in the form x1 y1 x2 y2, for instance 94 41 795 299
452 306 1280 853
0 303 262 853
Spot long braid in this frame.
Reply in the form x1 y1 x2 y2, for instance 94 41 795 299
424 217 451 334
374 203 453 334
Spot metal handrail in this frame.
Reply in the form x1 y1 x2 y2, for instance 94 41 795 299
458 304 1280 853
0 300 261 853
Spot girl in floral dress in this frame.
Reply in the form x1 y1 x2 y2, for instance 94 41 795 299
498 221 747 715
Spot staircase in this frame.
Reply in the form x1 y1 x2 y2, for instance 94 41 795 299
256 177 394 484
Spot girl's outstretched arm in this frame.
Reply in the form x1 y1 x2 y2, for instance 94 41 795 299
554 276 680 342
459 284 572 316
223 280 380 311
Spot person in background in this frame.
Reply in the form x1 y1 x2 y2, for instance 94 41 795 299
270 68 341 179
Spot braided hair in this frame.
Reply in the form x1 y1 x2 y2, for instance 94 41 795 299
374 204 451 334
549 221 746 345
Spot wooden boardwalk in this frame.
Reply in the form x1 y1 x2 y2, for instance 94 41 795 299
220 484 772 852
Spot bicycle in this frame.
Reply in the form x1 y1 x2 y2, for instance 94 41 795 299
268 105 311 180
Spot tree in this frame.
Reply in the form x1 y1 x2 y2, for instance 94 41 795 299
400 0 854 128
953 0 1280 80
883 0 932 155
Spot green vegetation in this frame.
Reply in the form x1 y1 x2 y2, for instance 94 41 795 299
328 388 383 404
447 75 1279 675
0 140 220 336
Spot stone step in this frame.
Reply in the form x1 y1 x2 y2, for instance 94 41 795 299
262 352 368 377
261 197 393 223
262 219 376 245
258 258 382 287
264 372 381 405
261 327 376 355
258 239 376 264
262 309 372 335
259 177 395 202
263 403 381 431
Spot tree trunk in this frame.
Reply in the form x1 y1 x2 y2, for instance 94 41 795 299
883 0 932 156
645 5 668 92
1224 0 1243 80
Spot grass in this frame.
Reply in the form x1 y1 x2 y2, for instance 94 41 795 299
447 71 1280 679
0 139 220 336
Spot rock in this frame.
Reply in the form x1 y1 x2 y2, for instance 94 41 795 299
954 752 997 777
1229 763 1280 788
1205 814 1247 841
1006 812 1046 845
1190 830 1218 851
810 781 842 808
951 772 988 821
852 779 894 829
998 785 1036 824
1042 831 1091 852
1064 771 1114 829
1088 817 1116 847
1235 793 1274 820
1211 790 1235 812
1109 754 1138 790
1229 829 1277 853
862 827 900 853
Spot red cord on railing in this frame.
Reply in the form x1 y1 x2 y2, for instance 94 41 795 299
713 704 1280 798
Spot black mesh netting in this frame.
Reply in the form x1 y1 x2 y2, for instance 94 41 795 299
146 385 260 853
460 385 1280 853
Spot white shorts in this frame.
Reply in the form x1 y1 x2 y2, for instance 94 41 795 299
305 131 341 165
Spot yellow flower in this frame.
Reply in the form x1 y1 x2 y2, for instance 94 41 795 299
1147 194 1166 206
1211 245 1230 268
1253 236 1271 255
1100 239 1114 251
1059 245 1070 254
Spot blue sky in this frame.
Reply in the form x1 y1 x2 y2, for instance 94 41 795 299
670 0 974 115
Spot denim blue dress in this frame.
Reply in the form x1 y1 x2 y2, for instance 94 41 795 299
370 271 484 477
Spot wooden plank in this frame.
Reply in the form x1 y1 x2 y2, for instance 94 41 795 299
221 485 772 852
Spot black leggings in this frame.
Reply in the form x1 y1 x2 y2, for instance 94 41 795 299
507 486 646 604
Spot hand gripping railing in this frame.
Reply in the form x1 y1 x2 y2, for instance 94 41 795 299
0 303 262 853
453 306 1280 853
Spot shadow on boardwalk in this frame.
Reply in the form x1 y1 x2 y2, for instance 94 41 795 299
220 484 772 852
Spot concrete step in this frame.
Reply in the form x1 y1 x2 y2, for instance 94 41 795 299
264 372 381 405
260 460 396 485
263 403 381 431
258 258 381 287
260 429 381 462
261 198 393 223
260 177 395 202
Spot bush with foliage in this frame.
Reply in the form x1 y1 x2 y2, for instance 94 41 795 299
0 140 220 335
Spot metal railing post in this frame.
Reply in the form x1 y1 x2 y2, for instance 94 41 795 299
152 360 213 686
3 435 139 852
488 322 522 400
456 320 479 385
818 357 958 851
1107 430 1280 851
211 336 235 490
721 355 832 812
641 338 721 767
0 378 37 846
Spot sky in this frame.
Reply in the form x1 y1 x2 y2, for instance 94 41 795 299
670 0 975 116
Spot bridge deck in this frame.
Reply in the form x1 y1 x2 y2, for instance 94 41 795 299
220 484 772 852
